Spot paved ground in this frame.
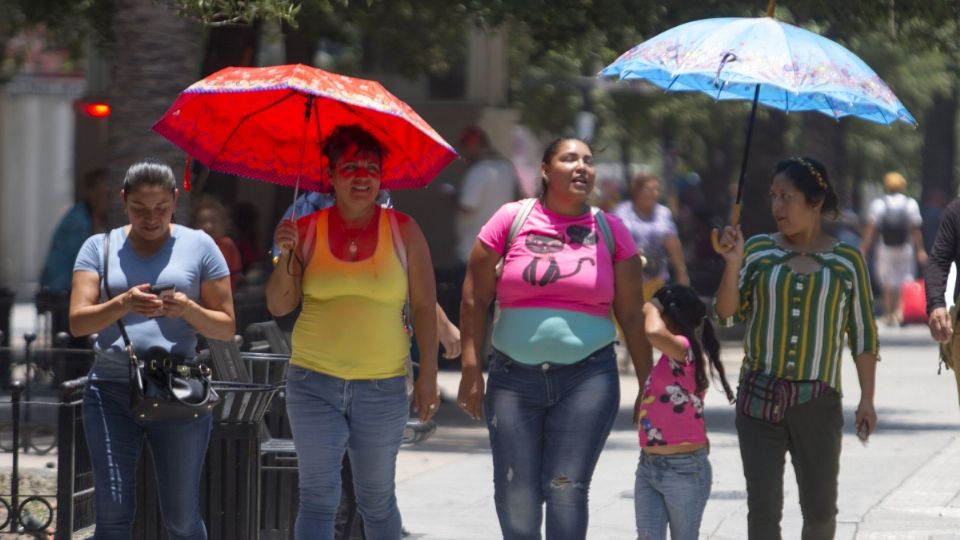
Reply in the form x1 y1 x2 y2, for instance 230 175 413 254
5 303 960 538
395 323 960 539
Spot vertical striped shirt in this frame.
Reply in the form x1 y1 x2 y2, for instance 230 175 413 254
719 234 878 391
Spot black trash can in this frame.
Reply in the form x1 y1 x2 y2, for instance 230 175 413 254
135 381 281 540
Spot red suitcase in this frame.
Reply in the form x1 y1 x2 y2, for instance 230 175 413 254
900 278 927 325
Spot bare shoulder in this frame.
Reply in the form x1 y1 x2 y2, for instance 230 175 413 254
390 208 414 225
390 209 420 231
388 209 426 244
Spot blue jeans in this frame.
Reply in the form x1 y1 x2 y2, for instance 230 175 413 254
634 448 712 540
82 381 211 540
285 365 409 540
484 345 620 540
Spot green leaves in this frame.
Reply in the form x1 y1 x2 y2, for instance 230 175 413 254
175 0 301 26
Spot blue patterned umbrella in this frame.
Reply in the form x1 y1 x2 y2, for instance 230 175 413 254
600 4 915 238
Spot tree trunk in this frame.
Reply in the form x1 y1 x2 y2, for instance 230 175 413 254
921 85 958 207
798 113 848 205
195 23 262 205
106 0 201 227
699 126 738 226
739 110 788 238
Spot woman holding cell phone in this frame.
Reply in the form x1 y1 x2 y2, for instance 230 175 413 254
714 157 878 540
69 159 234 540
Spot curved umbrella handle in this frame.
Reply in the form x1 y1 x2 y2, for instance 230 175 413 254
711 202 741 253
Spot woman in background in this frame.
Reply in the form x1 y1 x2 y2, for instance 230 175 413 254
614 173 689 300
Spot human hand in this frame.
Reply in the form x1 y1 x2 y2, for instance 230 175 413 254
439 321 462 359
917 249 929 267
457 367 485 420
159 291 194 319
413 375 440 422
713 225 744 261
929 307 953 343
854 400 877 443
273 219 298 253
124 284 164 318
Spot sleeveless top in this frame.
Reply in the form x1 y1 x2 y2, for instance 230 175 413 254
291 208 409 379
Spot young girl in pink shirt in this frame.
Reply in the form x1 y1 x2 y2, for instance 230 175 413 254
635 284 735 540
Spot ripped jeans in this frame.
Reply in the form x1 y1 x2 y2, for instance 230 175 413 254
484 345 620 540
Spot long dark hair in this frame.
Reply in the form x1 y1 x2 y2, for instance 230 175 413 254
652 284 735 403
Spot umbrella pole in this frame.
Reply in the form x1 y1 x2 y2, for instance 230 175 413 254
732 84 762 227
290 96 316 222
711 84 760 252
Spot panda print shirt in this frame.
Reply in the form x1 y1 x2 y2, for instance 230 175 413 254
637 336 708 448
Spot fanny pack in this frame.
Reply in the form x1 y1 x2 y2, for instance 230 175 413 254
102 231 218 422
736 371 830 423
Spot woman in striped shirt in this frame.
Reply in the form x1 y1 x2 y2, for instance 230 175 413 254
714 157 879 540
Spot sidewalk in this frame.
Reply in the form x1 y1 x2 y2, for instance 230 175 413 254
8 299 960 538
396 324 960 539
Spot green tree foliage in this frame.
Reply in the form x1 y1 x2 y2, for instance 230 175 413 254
173 0 300 26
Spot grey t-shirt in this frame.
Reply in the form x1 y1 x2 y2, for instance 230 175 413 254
74 225 230 381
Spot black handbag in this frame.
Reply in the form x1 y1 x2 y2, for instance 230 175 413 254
101 231 218 421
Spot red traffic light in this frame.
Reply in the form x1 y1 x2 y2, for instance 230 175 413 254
82 102 111 118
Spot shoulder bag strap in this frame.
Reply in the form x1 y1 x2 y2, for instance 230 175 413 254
101 230 133 350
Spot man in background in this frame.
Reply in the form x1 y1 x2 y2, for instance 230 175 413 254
861 171 927 326
37 168 109 347
455 126 519 268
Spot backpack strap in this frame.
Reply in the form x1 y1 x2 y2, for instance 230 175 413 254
503 198 538 257
387 208 407 272
386 209 413 338
500 199 615 263
300 211 319 267
591 207 616 257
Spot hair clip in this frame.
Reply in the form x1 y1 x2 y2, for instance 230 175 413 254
788 157 827 190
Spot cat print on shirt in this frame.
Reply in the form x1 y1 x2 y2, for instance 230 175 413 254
521 224 599 287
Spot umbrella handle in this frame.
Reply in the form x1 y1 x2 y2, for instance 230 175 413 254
710 202 741 253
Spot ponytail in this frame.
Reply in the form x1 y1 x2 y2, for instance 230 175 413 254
654 283 735 404
699 320 735 403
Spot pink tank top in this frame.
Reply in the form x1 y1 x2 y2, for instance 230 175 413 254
637 336 708 448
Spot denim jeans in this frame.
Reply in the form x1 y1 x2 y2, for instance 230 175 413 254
82 381 211 540
484 345 620 540
634 448 712 540
285 365 409 540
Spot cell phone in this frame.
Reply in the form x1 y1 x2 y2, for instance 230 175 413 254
857 423 870 446
148 284 176 298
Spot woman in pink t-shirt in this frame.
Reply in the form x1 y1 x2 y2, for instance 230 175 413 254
636 284 735 539
458 137 652 540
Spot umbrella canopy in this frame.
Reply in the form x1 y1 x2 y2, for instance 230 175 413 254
153 64 458 193
600 16 916 126
600 11 915 248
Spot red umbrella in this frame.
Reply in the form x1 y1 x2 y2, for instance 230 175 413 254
152 64 457 199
